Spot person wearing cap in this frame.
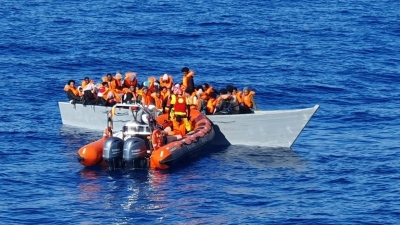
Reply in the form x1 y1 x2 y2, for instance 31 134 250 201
114 72 124 91
160 73 173 89
181 67 195 94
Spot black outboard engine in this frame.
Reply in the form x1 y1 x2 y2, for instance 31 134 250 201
123 137 148 168
103 137 124 170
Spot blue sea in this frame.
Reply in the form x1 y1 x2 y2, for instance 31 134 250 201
1 0 399 224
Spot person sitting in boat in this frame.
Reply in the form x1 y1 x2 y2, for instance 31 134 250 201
163 115 187 143
102 83 121 106
124 72 138 88
160 86 171 113
64 80 83 104
240 87 258 113
82 81 97 105
185 88 198 110
206 92 218 114
122 85 139 104
114 72 124 92
232 86 243 105
137 86 155 106
168 87 191 132
81 77 91 89
150 90 164 111
214 87 240 115
160 73 173 89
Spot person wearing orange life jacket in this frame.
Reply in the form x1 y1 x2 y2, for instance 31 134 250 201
160 86 171 113
181 67 195 94
184 89 198 110
240 86 258 114
122 85 139 104
137 86 154 106
205 92 218 114
168 87 191 132
81 77 90 89
64 80 83 104
159 73 173 89
232 86 243 104
150 90 164 110
214 87 240 115
163 115 187 143
114 72 124 92
102 82 121 106
124 72 138 88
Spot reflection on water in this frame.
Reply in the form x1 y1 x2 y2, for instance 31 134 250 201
218 145 307 170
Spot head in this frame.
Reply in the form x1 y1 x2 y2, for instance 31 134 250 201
161 86 168 93
226 85 234 95
203 83 209 90
142 86 148 94
68 80 76 87
106 73 113 81
115 72 122 80
129 85 135 92
232 87 238 95
181 67 189 75
209 92 217 99
184 89 191 97
155 90 161 97
243 87 250 95
175 115 183 123
102 82 108 88
84 77 89 83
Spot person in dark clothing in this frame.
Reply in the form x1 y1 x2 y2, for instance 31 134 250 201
64 80 82 104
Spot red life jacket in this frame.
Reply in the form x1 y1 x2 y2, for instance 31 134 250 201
174 96 187 113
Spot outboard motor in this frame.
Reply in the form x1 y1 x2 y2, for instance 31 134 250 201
123 137 148 168
103 137 124 170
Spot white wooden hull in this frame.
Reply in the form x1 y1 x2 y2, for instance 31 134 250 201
58 102 319 148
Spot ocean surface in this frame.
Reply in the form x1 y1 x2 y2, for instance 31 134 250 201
0 0 399 224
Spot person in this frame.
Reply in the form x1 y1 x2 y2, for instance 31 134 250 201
124 72 138 88
181 67 195 94
232 86 243 105
82 82 97 105
160 86 170 113
137 86 154 106
164 115 187 143
214 88 239 115
185 88 198 110
64 80 82 104
241 87 258 113
159 73 173 89
150 90 164 110
122 85 138 104
206 92 218 115
81 77 91 89
114 72 124 91
168 88 191 132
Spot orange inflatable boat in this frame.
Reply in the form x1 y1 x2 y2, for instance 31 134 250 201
77 104 214 170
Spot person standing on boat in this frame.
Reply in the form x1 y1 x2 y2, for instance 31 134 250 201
240 87 258 113
168 88 191 132
64 80 83 104
181 67 195 94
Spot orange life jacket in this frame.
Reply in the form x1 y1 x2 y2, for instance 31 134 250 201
159 75 173 89
182 70 194 89
138 90 154 105
206 98 217 114
103 89 121 103
172 120 187 136
188 93 198 109
64 85 80 97
242 91 255 108
124 72 138 87
151 93 163 110
236 91 243 104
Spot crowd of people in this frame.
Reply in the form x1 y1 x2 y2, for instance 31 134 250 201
63 67 258 120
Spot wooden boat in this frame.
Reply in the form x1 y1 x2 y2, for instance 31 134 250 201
59 102 319 148
77 104 214 169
